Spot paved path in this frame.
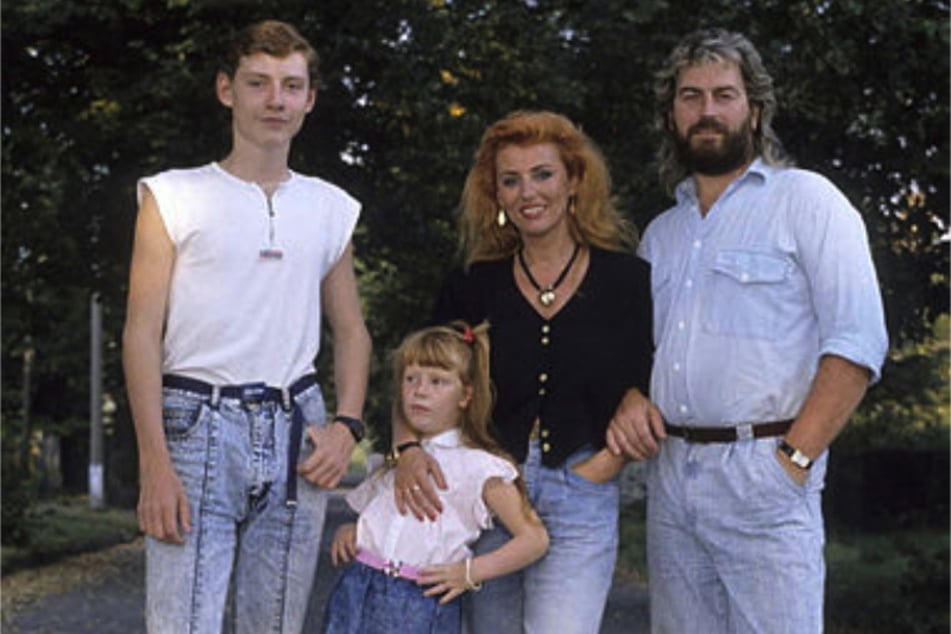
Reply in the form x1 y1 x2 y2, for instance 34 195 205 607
2 492 648 633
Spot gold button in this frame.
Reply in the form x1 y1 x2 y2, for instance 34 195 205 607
540 429 550 438
542 442 551 452
541 324 551 334
538 388 546 396
541 337 550 345
539 373 548 383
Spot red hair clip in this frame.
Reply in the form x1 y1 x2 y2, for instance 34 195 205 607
461 326 475 345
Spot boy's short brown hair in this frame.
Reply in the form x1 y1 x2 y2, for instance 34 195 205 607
219 20 320 86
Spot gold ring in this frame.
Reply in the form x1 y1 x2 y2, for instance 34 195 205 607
411 484 422 492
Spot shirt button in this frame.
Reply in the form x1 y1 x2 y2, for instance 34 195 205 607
542 442 551 452
685 279 693 288
541 324 551 334
740 272 750 282
693 240 701 249
541 337 550 345
673 363 681 372
539 373 548 383
679 404 688 414
678 321 686 330
541 429 550 438
538 388 547 396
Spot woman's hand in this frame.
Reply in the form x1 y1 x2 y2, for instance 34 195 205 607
571 447 627 484
393 446 447 521
330 522 357 566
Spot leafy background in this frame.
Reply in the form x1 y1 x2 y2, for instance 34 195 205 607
2 0 947 517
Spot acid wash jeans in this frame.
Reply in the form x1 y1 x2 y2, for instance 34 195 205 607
647 437 827 633
145 380 329 634
463 441 619 634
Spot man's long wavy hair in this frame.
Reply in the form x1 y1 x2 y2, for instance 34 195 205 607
654 28 791 194
457 110 637 268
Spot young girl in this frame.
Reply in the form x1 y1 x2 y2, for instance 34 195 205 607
320 321 549 634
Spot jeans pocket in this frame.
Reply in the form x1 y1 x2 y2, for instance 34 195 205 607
162 392 208 441
566 464 614 493
761 441 807 497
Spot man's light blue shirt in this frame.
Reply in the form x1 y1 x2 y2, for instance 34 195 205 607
638 159 888 426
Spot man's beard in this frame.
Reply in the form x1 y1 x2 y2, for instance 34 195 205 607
674 116 755 176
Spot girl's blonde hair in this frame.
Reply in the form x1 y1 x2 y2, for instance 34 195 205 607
392 321 499 453
457 110 638 268
390 321 538 519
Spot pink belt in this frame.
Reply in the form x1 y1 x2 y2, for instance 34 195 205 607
355 550 424 582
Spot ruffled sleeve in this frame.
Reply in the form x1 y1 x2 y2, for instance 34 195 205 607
469 452 520 530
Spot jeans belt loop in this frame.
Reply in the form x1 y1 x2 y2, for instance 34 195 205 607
210 385 221 409
736 423 754 441
281 387 292 411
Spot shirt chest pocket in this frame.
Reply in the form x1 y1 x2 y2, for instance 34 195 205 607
702 249 794 340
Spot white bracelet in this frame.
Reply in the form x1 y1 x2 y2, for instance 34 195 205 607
465 557 482 591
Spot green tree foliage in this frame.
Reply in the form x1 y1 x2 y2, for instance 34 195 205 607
2 0 947 533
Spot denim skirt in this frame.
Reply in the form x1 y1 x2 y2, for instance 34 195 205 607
321 561 461 634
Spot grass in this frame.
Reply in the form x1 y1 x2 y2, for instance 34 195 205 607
1 496 140 575
615 503 949 633
1 447 373 577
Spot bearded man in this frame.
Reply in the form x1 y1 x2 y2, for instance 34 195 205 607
605 28 888 633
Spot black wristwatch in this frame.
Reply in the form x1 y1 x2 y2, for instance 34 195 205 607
385 440 422 467
333 415 365 443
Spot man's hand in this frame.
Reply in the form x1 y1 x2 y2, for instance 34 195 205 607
775 448 810 486
330 523 358 566
606 387 666 460
393 446 447 521
298 422 355 488
137 459 190 544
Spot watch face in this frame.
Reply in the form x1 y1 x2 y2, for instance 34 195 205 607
791 452 810 468
780 440 812 469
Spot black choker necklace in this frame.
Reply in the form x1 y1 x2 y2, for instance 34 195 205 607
517 243 581 307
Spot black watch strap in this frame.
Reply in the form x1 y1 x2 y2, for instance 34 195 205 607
385 440 422 467
396 440 422 454
333 415 365 443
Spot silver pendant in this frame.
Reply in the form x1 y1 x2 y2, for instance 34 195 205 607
539 289 556 306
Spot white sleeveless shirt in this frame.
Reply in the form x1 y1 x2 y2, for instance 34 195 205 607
139 162 360 387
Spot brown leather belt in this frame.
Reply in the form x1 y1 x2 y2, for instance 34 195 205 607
664 420 793 443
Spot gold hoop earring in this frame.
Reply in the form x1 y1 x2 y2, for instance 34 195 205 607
497 208 507 227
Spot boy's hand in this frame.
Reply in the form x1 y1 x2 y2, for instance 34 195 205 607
298 423 355 488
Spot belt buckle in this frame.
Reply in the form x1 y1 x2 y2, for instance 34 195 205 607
680 426 693 442
240 382 268 407
383 560 402 577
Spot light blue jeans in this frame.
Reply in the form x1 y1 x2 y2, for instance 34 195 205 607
145 383 329 634
463 441 619 634
647 437 827 633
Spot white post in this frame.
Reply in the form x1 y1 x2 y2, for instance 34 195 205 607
89 292 104 509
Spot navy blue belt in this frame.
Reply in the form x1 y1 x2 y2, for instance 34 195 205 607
162 373 318 507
